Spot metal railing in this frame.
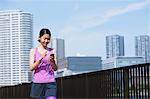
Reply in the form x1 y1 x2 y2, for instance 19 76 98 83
0 63 150 98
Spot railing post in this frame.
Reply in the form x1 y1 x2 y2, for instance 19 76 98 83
85 73 89 98
60 77 63 98
123 68 129 99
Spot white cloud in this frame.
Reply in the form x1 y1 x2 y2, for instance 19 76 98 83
59 0 149 58
104 0 150 18
60 0 150 36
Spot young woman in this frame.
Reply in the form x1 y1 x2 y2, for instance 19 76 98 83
30 28 57 99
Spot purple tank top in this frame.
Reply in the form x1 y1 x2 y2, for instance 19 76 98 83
33 48 55 83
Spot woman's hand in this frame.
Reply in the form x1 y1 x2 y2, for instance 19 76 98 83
29 49 48 71
50 53 57 71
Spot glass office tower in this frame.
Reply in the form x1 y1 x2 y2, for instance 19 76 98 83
135 35 150 63
106 35 124 58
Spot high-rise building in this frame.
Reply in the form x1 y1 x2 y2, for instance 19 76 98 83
106 35 124 58
48 38 66 69
135 35 150 63
0 10 33 86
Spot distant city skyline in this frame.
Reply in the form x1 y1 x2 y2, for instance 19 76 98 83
0 0 149 60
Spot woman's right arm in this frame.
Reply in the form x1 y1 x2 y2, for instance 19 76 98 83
29 48 43 71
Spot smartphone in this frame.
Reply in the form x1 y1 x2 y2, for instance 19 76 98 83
50 54 54 59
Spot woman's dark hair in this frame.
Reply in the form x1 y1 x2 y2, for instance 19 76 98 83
38 28 51 42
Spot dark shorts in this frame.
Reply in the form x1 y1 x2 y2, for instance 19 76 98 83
30 82 57 98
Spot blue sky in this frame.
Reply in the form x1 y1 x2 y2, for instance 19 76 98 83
0 0 150 60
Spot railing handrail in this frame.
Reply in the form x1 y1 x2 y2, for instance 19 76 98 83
0 63 150 98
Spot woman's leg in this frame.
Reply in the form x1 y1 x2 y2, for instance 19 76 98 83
46 96 56 99
45 82 57 99
38 96 44 99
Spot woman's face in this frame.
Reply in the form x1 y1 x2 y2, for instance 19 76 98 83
39 34 50 47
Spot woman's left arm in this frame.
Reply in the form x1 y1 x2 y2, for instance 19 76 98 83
50 49 58 71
